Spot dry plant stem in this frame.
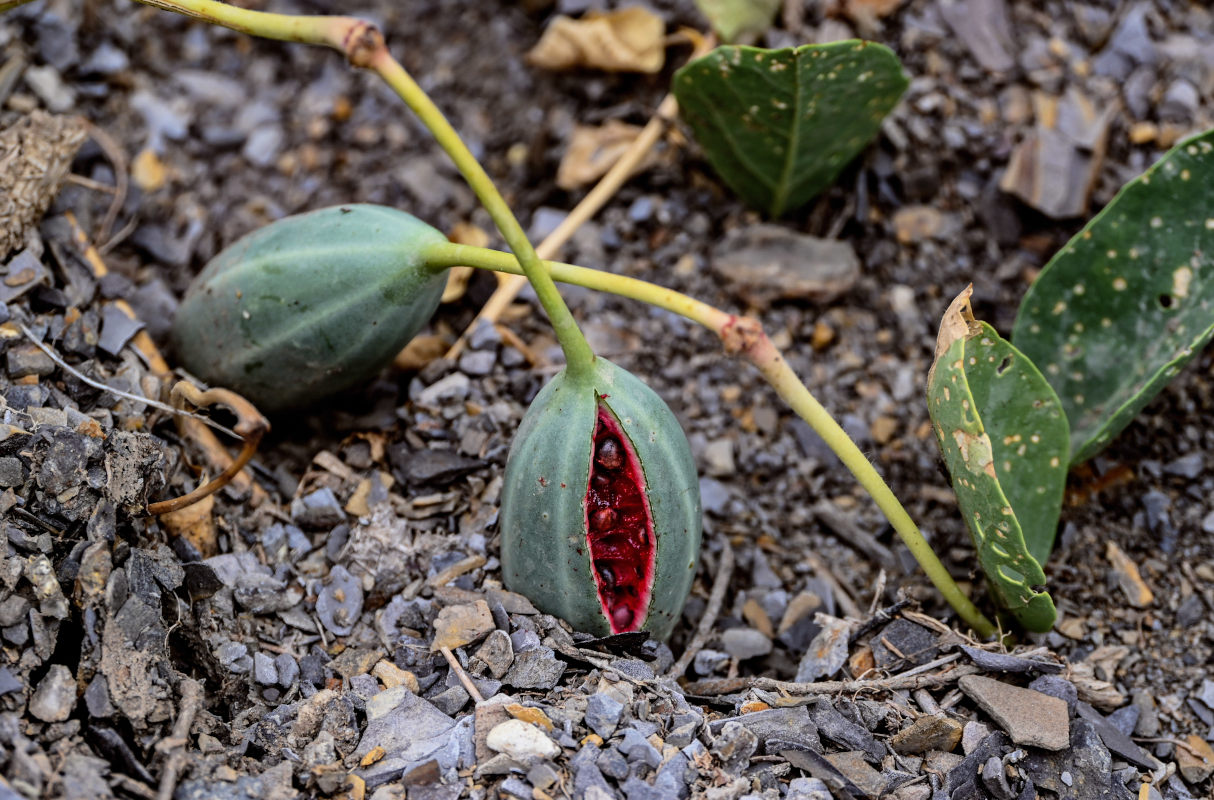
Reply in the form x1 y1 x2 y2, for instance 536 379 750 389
63 212 265 503
440 647 485 703
155 678 204 800
685 652 977 697
430 244 998 639
667 541 734 679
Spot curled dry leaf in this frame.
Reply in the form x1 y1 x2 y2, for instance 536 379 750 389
557 120 660 191
526 7 665 74
159 493 217 557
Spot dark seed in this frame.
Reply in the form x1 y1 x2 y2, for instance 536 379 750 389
612 606 633 629
596 437 624 470
591 508 617 530
597 563 615 587
591 473 611 490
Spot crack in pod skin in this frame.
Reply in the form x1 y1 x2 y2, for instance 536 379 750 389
499 358 701 640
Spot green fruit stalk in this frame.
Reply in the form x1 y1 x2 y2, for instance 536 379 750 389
499 358 702 640
171 204 448 411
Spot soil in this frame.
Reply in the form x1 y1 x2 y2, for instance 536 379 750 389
0 1 1212 799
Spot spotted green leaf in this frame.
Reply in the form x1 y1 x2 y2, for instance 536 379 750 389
1012 129 1214 464
694 0 780 42
672 41 908 218
928 288 1065 632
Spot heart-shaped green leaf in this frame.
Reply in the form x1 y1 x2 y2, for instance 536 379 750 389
672 41 908 217
1012 129 1214 464
928 288 1065 632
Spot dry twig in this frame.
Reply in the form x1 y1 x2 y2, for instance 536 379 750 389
155 678 204 800
440 647 485 703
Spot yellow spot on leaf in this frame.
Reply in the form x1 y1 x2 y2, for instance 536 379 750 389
1173 265 1193 299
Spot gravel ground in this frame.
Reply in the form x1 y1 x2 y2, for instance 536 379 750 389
0 0 1213 798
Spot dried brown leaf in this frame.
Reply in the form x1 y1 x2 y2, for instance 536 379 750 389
557 120 659 190
527 7 665 74
159 493 217 557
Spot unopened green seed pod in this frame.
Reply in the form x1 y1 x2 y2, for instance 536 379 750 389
171 204 448 411
499 358 701 640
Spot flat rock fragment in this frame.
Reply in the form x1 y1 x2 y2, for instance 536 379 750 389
959 675 1069 751
939 0 1015 73
1074 702 1155 770
711 224 860 306
1176 734 1214 784
430 600 494 652
1022 719 1132 799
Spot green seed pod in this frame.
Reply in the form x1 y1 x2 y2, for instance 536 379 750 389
499 358 701 640
171 204 448 411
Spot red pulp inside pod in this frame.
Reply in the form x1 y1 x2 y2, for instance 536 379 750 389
586 403 655 633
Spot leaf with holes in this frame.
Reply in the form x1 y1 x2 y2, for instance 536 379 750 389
928 287 1066 632
1012 129 1214 464
672 41 907 218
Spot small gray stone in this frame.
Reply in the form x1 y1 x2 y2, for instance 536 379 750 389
97 304 144 357
29 665 75 722
961 720 992 755
316 565 363 637
243 124 284 166
253 652 278 685
709 706 819 754
701 438 735 477
585 692 625 740
25 64 76 112
699 478 730 515
795 615 850 683
1164 452 1203 479
473 630 513 679
468 320 501 351
417 373 471 407
981 755 1016 800
720 628 771 661
619 727 661 769
711 225 859 305
1106 704 1139 737
939 0 1016 73
612 658 655 682
429 685 470 716
217 641 252 674
596 747 629 779
275 653 299 688
292 487 346 529
693 648 729 676
7 345 55 379
711 721 758 774
786 777 832 800
0 457 25 488
503 648 565 689
872 619 938 668
457 350 496 377
809 700 882 761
